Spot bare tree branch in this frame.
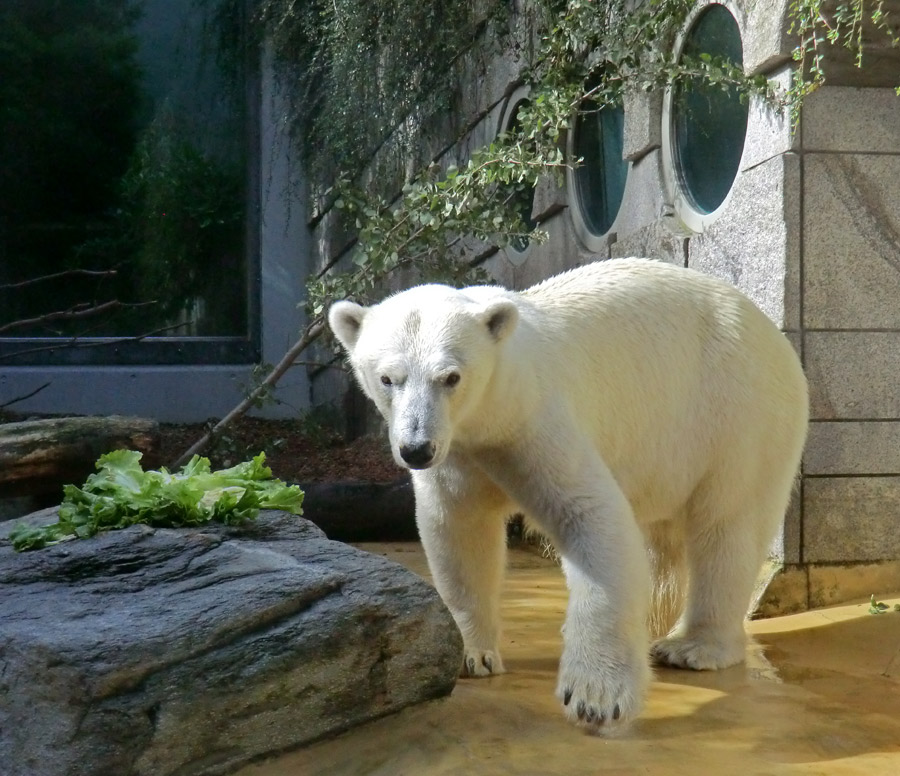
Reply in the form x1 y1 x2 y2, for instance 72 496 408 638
0 322 190 362
0 299 158 335
0 382 51 410
171 317 326 468
292 359 346 372
0 268 117 291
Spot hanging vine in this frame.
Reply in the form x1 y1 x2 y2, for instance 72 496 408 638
788 0 899 123
254 0 513 183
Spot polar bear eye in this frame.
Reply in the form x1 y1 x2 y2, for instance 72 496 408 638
380 375 392 387
444 372 461 388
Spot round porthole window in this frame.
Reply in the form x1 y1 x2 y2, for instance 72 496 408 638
499 96 537 259
568 85 628 250
665 2 748 227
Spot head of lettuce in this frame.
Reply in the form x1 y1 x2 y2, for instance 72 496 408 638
9 450 304 552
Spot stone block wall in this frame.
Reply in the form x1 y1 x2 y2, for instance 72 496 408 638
308 2 900 611
790 86 900 607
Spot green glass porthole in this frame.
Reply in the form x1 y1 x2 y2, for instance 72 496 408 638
672 3 748 215
572 95 627 237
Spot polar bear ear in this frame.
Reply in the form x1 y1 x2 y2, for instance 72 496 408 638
328 300 368 352
481 298 519 343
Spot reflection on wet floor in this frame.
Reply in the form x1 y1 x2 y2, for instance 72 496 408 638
237 543 900 776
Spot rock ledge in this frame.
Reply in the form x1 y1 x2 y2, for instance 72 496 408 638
0 511 461 776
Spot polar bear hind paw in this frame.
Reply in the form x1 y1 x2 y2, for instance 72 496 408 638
650 634 746 670
461 648 505 677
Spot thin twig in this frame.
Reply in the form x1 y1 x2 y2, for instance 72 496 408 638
0 382 51 410
0 322 189 361
0 268 117 291
292 359 346 371
171 318 326 468
0 300 155 335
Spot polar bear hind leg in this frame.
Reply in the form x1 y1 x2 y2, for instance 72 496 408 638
651 462 798 670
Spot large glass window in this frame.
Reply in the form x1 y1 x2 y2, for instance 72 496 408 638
671 3 748 216
571 94 628 239
0 0 258 366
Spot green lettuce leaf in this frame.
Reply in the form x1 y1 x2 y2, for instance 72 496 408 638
9 451 304 551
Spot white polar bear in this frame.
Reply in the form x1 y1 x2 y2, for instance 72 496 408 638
328 258 808 732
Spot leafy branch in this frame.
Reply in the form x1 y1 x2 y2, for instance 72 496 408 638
255 0 509 182
174 0 897 462
788 0 900 123
305 0 777 314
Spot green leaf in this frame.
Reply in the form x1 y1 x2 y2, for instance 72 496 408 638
869 594 890 614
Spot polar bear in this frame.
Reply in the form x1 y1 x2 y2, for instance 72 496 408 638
328 258 808 732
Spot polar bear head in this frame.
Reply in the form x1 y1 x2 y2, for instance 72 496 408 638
329 285 519 470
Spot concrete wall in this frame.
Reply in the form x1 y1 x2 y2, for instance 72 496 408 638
310 2 900 610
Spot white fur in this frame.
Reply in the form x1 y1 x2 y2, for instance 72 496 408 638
329 258 809 732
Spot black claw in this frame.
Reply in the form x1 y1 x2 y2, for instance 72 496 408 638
613 704 621 721
598 710 606 724
585 706 597 723
576 700 586 719
465 657 476 675
482 655 493 673
563 689 573 706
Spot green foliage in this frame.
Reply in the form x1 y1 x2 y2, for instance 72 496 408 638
869 594 900 614
0 0 141 223
305 143 560 315
256 0 507 181
9 450 304 552
788 0 900 123
196 0 250 87
301 0 781 316
291 0 898 319
1 0 250 338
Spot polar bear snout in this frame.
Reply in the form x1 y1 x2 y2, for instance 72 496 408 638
398 440 436 469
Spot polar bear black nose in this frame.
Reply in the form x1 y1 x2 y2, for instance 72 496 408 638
399 441 436 468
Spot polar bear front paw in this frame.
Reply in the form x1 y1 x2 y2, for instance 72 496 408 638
651 633 746 670
556 650 648 733
461 647 505 677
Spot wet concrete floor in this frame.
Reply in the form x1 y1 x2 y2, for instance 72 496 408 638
237 543 900 776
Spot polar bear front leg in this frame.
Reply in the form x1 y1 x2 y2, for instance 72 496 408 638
556 549 650 731
411 462 514 678
486 440 651 731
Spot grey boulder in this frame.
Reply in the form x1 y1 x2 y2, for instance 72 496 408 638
0 511 462 776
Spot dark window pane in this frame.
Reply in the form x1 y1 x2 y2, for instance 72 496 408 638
0 0 257 364
573 98 627 237
672 4 748 215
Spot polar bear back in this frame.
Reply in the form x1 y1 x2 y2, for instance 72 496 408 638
503 258 807 521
